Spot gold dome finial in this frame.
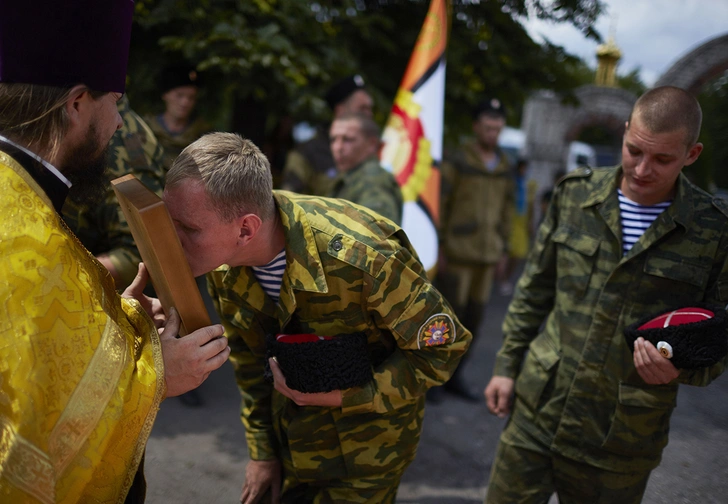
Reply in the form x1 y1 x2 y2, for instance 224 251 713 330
595 16 622 87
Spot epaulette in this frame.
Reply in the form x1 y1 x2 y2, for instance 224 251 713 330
557 166 593 186
712 196 728 218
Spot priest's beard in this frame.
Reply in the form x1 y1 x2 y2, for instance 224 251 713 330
65 123 111 206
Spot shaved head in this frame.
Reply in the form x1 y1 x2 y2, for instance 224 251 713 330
628 86 702 146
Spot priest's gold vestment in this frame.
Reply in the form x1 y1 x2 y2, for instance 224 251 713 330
0 151 165 503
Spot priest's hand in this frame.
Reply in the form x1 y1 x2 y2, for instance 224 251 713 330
240 459 281 504
633 336 680 385
121 263 165 329
159 308 230 398
268 357 343 407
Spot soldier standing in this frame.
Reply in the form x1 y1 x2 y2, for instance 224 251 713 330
145 65 211 171
63 96 166 290
484 86 728 503
435 98 514 401
281 74 374 196
163 132 471 503
327 113 402 224
146 65 217 408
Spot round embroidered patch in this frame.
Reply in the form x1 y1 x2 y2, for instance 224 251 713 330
418 313 456 349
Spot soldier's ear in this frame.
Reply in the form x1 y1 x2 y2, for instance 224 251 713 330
683 142 703 167
237 213 262 246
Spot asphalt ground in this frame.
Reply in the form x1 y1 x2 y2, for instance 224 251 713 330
145 287 728 503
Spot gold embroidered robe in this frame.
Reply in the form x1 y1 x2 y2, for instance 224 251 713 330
0 151 165 503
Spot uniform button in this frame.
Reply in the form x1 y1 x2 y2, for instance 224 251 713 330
332 240 343 252
656 341 673 359
583 168 592 175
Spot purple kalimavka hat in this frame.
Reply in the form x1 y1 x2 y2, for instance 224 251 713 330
0 0 134 93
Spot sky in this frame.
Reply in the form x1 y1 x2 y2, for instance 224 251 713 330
521 0 728 86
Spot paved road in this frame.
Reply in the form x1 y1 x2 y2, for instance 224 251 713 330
145 289 728 503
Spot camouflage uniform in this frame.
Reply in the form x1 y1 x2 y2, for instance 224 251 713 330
207 191 471 503
487 166 728 503
144 114 211 172
327 156 403 225
440 140 514 310
62 97 166 289
280 129 337 196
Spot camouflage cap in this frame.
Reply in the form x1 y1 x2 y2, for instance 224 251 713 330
264 332 373 393
624 304 728 369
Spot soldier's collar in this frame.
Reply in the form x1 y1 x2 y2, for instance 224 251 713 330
463 140 508 173
580 166 693 227
579 166 615 209
273 191 328 294
668 173 694 228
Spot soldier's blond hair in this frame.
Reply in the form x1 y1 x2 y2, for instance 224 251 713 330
166 132 275 222
629 86 702 146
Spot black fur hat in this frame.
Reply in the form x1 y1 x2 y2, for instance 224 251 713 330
264 332 373 393
624 304 728 369
324 74 366 110
160 65 202 94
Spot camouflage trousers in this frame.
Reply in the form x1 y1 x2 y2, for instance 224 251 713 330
279 475 401 504
271 400 414 504
485 425 651 504
446 262 497 306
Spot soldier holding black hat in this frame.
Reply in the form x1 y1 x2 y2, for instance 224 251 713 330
433 98 514 402
281 74 374 196
0 2 230 501
146 65 212 171
484 86 728 503
163 132 470 503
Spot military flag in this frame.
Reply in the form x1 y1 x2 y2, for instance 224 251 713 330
380 0 449 274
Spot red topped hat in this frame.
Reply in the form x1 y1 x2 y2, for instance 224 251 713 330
0 1 135 93
624 304 728 369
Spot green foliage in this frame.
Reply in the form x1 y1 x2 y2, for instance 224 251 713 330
128 0 606 142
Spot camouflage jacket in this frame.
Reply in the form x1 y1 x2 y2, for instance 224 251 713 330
494 166 728 472
62 97 166 289
440 140 514 264
327 156 403 225
280 129 337 196
144 114 211 172
207 191 471 481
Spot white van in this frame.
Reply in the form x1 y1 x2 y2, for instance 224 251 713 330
498 126 525 164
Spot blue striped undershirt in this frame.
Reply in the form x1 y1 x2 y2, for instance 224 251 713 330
618 189 671 255
252 249 287 302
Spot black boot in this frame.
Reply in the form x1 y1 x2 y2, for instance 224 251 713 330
444 362 481 401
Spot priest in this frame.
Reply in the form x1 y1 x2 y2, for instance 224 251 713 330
0 2 230 502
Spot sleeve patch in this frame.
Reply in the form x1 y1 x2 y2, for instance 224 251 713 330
418 313 456 349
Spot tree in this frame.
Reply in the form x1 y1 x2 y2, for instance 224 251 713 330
128 0 606 156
